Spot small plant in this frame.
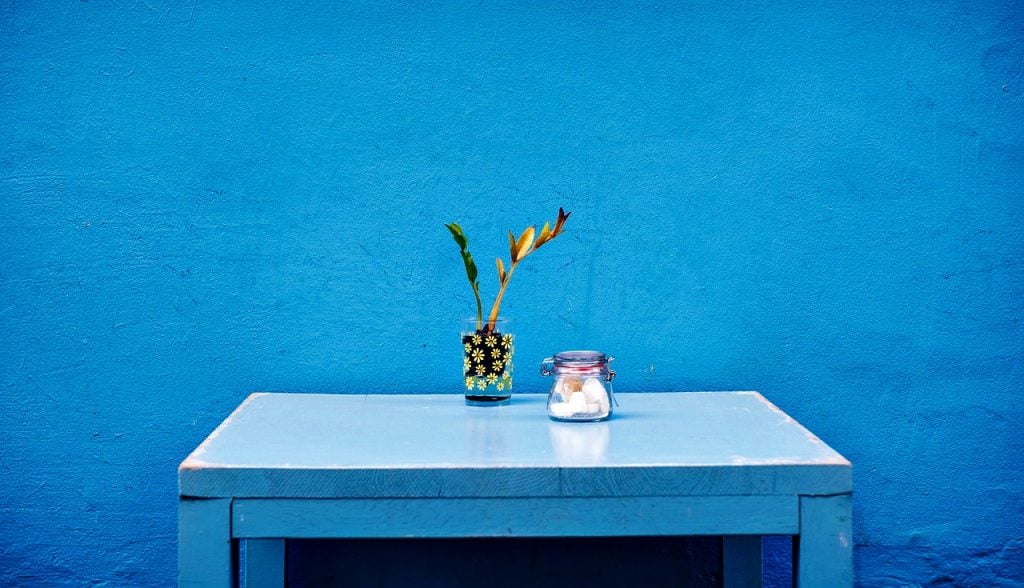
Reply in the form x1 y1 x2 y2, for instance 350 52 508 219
445 207 571 332
446 208 571 399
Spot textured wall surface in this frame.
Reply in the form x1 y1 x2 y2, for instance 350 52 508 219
2 1 1022 586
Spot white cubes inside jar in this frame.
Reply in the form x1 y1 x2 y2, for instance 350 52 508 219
547 376 611 420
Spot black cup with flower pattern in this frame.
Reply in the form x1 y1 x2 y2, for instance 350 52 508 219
462 317 513 405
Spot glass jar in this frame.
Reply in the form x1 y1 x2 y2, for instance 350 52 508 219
541 350 616 421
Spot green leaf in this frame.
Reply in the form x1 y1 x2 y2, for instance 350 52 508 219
446 222 483 327
445 223 468 250
462 251 478 282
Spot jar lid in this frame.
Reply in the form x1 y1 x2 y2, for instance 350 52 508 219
553 350 609 367
541 351 616 382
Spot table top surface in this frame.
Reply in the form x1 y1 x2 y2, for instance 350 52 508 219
180 392 850 499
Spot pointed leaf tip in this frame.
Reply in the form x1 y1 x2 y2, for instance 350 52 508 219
508 230 518 263
553 208 571 235
446 223 468 249
534 221 552 249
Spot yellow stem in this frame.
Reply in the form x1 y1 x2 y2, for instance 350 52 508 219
486 263 517 332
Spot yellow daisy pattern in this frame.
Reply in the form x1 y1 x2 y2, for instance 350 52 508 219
462 329 513 395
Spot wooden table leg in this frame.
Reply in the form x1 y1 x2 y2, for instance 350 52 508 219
723 535 763 587
796 494 852 587
179 498 234 587
243 539 285 588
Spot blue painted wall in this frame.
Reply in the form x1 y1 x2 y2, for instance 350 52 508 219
2 1 1022 585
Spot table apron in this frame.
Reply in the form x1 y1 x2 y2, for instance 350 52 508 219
232 495 798 539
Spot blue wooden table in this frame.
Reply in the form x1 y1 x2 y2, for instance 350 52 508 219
178 392 852 587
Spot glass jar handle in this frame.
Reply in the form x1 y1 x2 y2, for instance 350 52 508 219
540 357 555 376
606 356 618 407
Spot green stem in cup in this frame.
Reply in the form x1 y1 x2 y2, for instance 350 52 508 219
444 223 483 331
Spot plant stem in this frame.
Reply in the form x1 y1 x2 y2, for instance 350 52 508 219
473 284 483 331
486 264 516 332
